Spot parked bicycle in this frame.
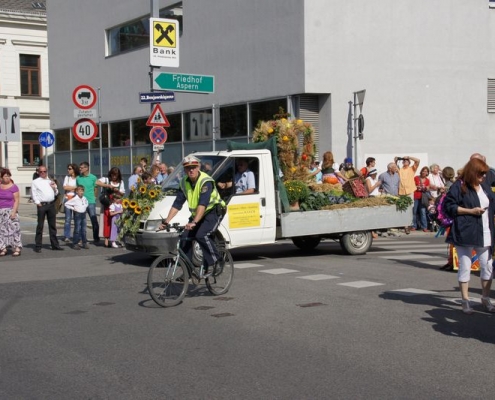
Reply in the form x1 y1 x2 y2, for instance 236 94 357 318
147 223 234 307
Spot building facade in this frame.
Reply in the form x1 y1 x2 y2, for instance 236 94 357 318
0 0 50 197
47 0 495 179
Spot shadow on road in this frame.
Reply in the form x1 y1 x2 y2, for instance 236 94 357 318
380 290 495 344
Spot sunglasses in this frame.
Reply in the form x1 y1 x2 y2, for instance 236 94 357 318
39 170 47 173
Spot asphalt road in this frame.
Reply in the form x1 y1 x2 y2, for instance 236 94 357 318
1 203 495 399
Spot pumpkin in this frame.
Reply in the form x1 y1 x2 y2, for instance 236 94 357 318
324 175 339 184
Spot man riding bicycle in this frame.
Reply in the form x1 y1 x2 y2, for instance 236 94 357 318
160 155 226 277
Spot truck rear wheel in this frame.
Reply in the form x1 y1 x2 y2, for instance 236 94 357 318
340 231 372 255
292 236 321 251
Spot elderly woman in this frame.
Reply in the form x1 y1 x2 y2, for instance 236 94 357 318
428 163 445 199
0 169 22 256
444 158 495 314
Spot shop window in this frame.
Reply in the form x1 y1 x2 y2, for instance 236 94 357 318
250 98 287 133
90 123 108 149
220 104 247 138
185 109 212 141
110 120 130 147
164 113 182 142
20 54 40 96
55 128 70 151
107 3 183 56
133 118 151 145
22 132 43 166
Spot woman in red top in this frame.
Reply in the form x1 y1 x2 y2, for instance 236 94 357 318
412 166 430 232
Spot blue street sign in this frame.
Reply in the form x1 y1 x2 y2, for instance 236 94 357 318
39 131 54 148
139 91 175 103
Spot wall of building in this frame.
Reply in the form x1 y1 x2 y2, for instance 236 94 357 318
304 0 495 170
47 0 305 129
46 0 495 175
0 9 50 196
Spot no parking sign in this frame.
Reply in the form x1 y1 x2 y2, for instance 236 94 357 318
149 126 167 145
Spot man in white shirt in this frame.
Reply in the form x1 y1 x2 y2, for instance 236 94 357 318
32 166 62 252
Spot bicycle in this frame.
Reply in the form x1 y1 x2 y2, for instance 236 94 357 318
147 223 234 307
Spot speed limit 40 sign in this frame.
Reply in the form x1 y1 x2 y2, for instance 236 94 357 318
73 118 98 143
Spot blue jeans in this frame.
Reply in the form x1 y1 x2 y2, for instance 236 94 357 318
64 204 73 239
73 211 87 245
86 203 100 242
413 198 427 229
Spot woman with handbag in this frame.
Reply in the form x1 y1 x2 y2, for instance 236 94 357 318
98 167 125 248
412 166 430 232
62 163 79 242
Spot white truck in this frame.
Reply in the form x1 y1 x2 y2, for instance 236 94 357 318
124 149 411 260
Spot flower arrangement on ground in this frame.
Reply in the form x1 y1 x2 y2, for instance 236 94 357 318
252 108 316 182
116 181 165 239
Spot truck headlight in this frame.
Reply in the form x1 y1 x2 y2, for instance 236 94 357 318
145 219 162 231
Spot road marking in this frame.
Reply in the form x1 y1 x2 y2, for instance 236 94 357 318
380 254 436 260
338 281 384 288
387 288 438 296
235 263 264 269
259 268 299 275
373 244 447 250
296 274 340 281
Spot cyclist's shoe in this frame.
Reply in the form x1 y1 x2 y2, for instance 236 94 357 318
200 268 213 279
175 275 185 283
213 259 225 277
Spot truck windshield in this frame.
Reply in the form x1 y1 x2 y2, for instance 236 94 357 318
161 155 228 192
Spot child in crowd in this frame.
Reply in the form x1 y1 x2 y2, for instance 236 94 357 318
64 185 89 250
427 197 437 232
109 192 123 248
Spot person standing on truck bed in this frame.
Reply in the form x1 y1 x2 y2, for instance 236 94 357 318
160 155 226 277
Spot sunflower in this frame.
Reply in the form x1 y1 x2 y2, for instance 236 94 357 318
149 190 157 198
134 206 142 215
144 206 151 213
122 199 130 209
139 186 147 194
129 200 137 209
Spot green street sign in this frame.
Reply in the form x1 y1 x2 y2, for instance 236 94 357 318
153 72 215 94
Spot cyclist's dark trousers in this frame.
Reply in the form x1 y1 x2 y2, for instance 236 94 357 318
181 211 221 267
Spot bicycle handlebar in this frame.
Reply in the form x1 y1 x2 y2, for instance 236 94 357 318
157 222 185 233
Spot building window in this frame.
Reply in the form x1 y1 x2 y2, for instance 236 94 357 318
55 128 70 151
20 54 40 96
107 3 183 56
165 113 182 142
132 118 151 145
220 104 247 138
488 79 495 112
250 98 287 133
185 109 212 141
110 120 130 147
22 132 43 166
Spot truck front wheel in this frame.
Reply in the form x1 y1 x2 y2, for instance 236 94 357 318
292 236 321 251
340 231 372 255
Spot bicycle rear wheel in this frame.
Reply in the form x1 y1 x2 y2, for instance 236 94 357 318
147 255 189 307
206 248 234 296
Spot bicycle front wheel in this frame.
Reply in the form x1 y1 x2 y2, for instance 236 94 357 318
147 255 189 307
206 248 234 296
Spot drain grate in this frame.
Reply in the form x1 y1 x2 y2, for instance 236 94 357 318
211 313 235 318
296 302 327 308
193 306 215 310
93 302 115 306
212 297 234 301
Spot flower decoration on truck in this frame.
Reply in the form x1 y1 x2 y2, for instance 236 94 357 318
117 182 165 239
252 107 316 182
